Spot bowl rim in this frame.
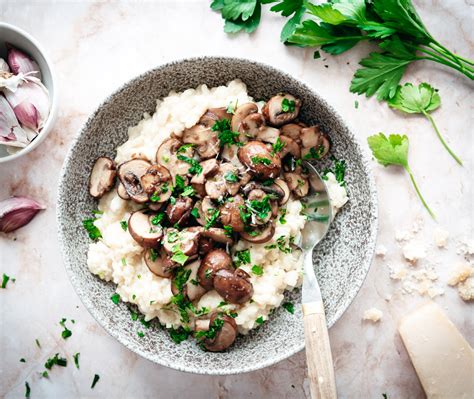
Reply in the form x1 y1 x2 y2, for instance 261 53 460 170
0 22 58 163
57 56 378 375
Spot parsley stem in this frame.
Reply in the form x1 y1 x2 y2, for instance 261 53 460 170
428 41 473 72
422 111 463 166
404 166 436 219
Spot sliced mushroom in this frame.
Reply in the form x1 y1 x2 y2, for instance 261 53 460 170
239 112 265 139
199 107 232 128
214 268 253 304
198 236 215 256
279 135 301 159
201 227 234 245
128 210 163 248
89 157 116 198
219 163 241 195
201 313 238 352
256 127 280 144
190 158 219 185
171 260 207 301
166 197 193 226
231 103 258 133
237 141 281 180
300 126 321 148
318 135 331 159
204 175 227 200
240 223 275 244
140 164 172 203
247 189 272 225
182 124 220 159
241 181 285 202
194 318 211 332
117 182 130 200
284 172 309 198
197 249 233 290
162 228 199 257
274 178 290 205
195 197 218 227
144 248 173 278
219 195 245 233
281 123 304 144
156 138 192 176
262 94 301 126
192 183 207 198
118 159 152 203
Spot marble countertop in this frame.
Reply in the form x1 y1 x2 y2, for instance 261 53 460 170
1 1 473 398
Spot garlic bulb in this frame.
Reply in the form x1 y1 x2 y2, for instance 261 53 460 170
0 95 29 147
6 44 41 79
0 196 45 233
0 58 10 72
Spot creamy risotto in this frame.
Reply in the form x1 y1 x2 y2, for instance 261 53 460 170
85 80 347 351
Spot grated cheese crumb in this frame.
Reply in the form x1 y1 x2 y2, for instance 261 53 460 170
375 244 387 257
403 241 427 264
433 228 449 248
363 308 383 322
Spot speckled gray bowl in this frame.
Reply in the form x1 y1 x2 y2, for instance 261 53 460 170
57 57 377 375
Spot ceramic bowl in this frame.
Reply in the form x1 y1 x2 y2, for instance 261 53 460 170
0 22 57 163
57 57 377 375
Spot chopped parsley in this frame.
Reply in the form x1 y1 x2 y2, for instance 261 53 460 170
161 182 169 193
255 316 264 325
177 155 203 175
226 100 238 114
246 195 272 221
151 213 164 226
217 301 228 308
44 353 67 370
35 339 41 348
111 293 120 305
234 249 251 266
223 225 233 237
171 248 189 266
73 353 80 369
121 257 127 266
174 175 186 192
282 302 295 314
82 216 102 241
264 235 293 254
150 192 161 202
167 231 179 243
251 265 264 276
212 118 240 147
204 209 220 230
224 171 239 183
137 331 145 338
251 156 271 165
120 220 128 231
59 318 72 339
1 273 11 288
191 207 200 218
271 137 285 155
169 196 176 205
303 145 325 160
177 143 194 153
262 179 274 186
174 268 191 292
181 186 195 197
211 118 231 132
168 327 191 344
25 382 30 398
323 157 347 186
149 248 159 262
281 98 295 113
279 208 287 224
20 358 26 363
91 374 100 389
195 316 225 340
130 309 139 321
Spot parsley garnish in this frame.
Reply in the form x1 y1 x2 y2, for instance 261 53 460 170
191 208 200 218
226 100 238 114
282 302 295 314
204 208 220 230
181 186 195 197
130 309 139 321
224 171 239 183
246 195 272 220
264 235 293 253
177 143 194 153
73 353 80 369
91 374 100 389
323 156 347 186
171 248 189 266
271 137 285 155
25 382 30 398
223 225 233 237
212 118 241 147
137 331 145 338
111 293 120 305
217 301 228 308
82 215 102 241
177 155 203 175
234 249 251 266
174 175 186 192
20 358 26 363
211 118 231 132
251 265 264 276
195 316 225 340
59 318 72 339
150 192 161 202
149 248 159 262
168 327 191 344
35 339 41 348
44 353 67 370
1 273 11 288
279 208 287 224
303 145 325 160
251 156 271 165
151 213 164 226
120 220 128 231
262 179 274 186
167 231 178 243
281 98 295 112
255 316 264 325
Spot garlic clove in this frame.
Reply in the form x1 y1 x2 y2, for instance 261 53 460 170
6 44 41 79
0 71 27 92
0 95 29 147
0 196 45 233
13 101 39 130
0 58 10 73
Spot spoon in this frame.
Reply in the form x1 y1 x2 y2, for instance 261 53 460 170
299 161 337 399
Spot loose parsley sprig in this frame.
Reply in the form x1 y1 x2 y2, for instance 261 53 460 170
388 83 462 165
367 133 435 218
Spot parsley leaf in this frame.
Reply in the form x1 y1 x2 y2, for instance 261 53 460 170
213 119 241 147
204 209 220 230
251 265 264 276
111 293 120 305
368 133 435 218
177 155 203 175
44 353 67 370
91 374 100 389
255 316 264 325
73 353 80 369
168 326 191 344
251 156 271 165
82 216 102 241
224 171 239 183
25 382 30 398
120 220 128 231
181 186 195 197
59 318 72 340
191 207 200 218
1 273 11 288
234 249 251 266
281 98 295 112
388 83 462 165
171 250 189 266
282 302 295 314
271 137 285 155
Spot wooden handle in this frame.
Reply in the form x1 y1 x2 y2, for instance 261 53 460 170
303 302 337 399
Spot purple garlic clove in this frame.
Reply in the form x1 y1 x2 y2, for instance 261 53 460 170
13 101 39 130
0 95 29 147
0 196 45 233
6 44 41 78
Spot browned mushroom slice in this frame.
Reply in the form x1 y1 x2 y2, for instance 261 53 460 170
318 135 331 159
231 103 258 133
281 123 304 144
204 173 227 200
118 159 152 203
195 197 217 227
219 163 241 195
201 228 234 245
300 126 322 148
117 182 130 200
197 249 233 290
220 195 245 233
239 112 265 139
156 138 192 176
171 260 207 302
165 197 193 226
194 318 211 332
199 107 232 128
262 94 301 126
128 210 163 248
279 135 301 158
201 313 238 352
214 268 253 304
241 181 285 202
89 157 116 198
182 124 220 159
256 127 280 144
240 223 275 244
140 164 172 203
274 178 290 205
192 183 207 198
144 248 173 278
237 141 281 180
190 158 219 185
284 172 309 198
309 173 327 193
247 189 272 225
162 228 200 258
198 235 215 256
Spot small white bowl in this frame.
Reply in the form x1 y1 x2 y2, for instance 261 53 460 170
0 22 57 163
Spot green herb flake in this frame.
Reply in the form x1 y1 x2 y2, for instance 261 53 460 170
171 250 189 266
91 374 100 389
177 143 194 153
59 318 72 340
111 293 120 305
181 186 195 197
137 331 145 338
177 155 203 175
354 100 359 109
149 248 159 262
150 192 161 202
82 216 102 241
226 100 238 114
217 301 228 308
251 265 264 276
195 316 225 341
282 302 295 314
235 249 251 266
223 225 233 237
224 171 239 183
255 316 264 325
20 358 26 363
281 98 296 113
121 257 127 266
120 220 128 231
73 353 80 369
168 327 191 344
41 371 49 378
279 208 287 224
151 213 164 226
44 353 67 370
204 209 220 230
35 339 41 348
272 137 285 155
25 382 30 398
191 208 200 218
130 310 139 321
1 273 10 289
251 156 271 165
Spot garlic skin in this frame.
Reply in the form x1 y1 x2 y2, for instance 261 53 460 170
0 58 10 72
0 196 45 233
0 95 29 147
6 44 41 79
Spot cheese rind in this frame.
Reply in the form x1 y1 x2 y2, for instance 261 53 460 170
399 302 474 399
